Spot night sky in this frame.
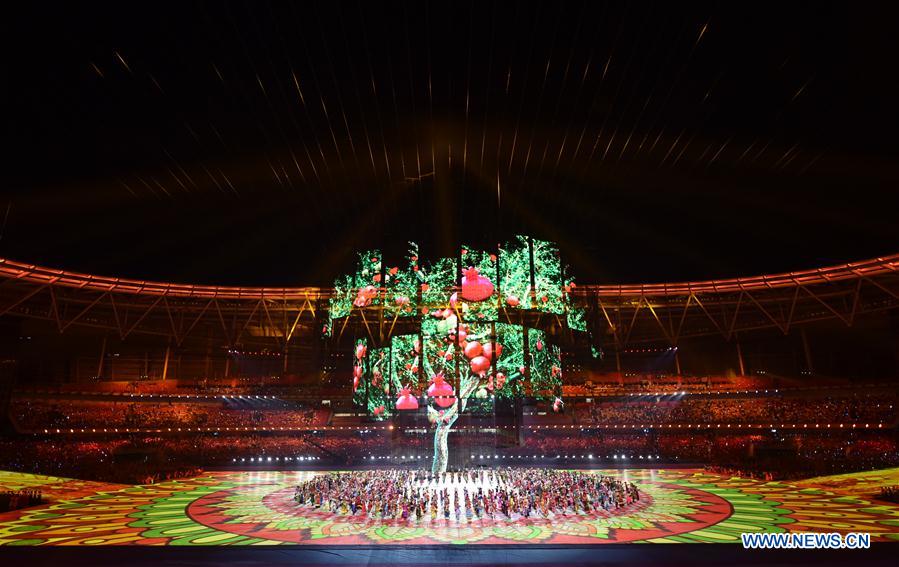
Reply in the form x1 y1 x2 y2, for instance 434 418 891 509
4 1 898 287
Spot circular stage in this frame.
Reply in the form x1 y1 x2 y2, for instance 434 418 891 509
3 468 899 546
183 470 729 544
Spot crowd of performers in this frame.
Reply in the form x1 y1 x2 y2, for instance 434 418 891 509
293 468 640 521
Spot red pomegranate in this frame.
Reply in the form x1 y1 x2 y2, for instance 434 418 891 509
353 285 378 307
354 373 363 391
505 295 520 307
461 267 494 302
496 372 507 389
396 388 419 410
552 397 564 413
464 341 483 359
427 373 456 408
373 405 385 416
481 342 502 360
353 365 363 378
470 355 491 375
355 344 367 360
435 395 455 409
426 373 447 396
535 339 543 352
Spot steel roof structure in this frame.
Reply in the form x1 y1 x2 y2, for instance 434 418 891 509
1 254 897 349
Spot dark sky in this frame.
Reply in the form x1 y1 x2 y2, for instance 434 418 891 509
3 1 898 287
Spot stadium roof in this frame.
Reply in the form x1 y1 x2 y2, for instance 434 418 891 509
1 252 896 348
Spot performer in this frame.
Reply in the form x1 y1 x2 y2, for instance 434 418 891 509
293 468 639 522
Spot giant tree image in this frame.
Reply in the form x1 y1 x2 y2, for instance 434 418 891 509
330 237 583 474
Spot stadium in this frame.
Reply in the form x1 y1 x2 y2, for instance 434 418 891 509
2 2 898 566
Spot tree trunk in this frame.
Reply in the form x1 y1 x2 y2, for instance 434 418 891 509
431 416 456 474
429 374 476 475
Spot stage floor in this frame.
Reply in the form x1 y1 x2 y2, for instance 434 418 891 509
1 468 898 546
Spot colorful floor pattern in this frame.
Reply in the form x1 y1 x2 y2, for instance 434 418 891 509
0 468 898 545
